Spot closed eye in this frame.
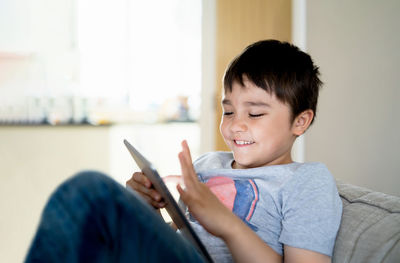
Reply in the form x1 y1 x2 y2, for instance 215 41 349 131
223 112 233 116
249 113 264 118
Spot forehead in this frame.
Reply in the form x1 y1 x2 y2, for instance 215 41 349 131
223 80 271 100
222 80 291 111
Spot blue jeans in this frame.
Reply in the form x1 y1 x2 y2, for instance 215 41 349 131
25 171 205 263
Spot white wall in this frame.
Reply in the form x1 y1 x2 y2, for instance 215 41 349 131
0 126 111 262
200 0 216 154
305 0 400 196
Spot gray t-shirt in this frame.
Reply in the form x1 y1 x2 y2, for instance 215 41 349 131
189 152 342 263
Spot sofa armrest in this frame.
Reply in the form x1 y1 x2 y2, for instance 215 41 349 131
333 181 400 263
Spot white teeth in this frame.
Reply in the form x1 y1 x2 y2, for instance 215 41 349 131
235 140 253 145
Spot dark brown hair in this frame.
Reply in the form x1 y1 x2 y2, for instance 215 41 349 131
223 39 322 124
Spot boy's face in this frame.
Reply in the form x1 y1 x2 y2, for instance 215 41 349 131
220 78 298 169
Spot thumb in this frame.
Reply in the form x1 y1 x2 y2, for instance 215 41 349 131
177 183 188 203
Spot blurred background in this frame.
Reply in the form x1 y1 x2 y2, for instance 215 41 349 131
1 0 399 261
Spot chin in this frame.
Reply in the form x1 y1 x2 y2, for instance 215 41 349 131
234 159 256 169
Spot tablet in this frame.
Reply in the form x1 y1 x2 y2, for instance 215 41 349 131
123 139 213 262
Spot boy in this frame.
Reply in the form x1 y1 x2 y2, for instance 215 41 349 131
130 40 342 262
26 40 342 263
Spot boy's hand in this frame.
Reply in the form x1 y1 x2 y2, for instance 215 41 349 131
126 172 166 209
178 140 284 263
177 140 237 238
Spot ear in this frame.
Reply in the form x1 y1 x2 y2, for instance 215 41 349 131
292 109 314 136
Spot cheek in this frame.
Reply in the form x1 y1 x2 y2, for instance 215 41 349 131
253 118 289 140
220 119 234 142
219 119 228 137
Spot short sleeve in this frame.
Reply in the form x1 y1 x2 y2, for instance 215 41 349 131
279 163 342 257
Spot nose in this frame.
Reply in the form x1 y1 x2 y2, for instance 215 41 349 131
230 116 248 133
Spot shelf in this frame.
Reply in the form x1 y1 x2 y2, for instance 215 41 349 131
0 51 34 59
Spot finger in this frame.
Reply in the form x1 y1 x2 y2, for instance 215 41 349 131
151 200 166 208
179 141 197 181
142 194 165 209
148 188 163 202
178 151 197 189
176 183 188 202
132 172 152 188
181 140 193 164
126 174 148 191
136 187 164 206
128 180 163 202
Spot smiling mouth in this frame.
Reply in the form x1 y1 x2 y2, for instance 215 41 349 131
234 140 254 146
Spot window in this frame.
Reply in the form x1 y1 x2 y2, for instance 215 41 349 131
77 0 202 123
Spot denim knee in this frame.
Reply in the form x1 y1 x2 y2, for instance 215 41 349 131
25 171 124 262
69 170 111 187
51 170 120 206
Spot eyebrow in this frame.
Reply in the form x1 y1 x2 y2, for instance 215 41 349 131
221 99 270 107
244 101 270 107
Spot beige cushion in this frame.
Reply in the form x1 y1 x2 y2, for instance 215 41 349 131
333 181 400 263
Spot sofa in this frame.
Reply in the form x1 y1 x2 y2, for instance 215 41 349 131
332 181 400 262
